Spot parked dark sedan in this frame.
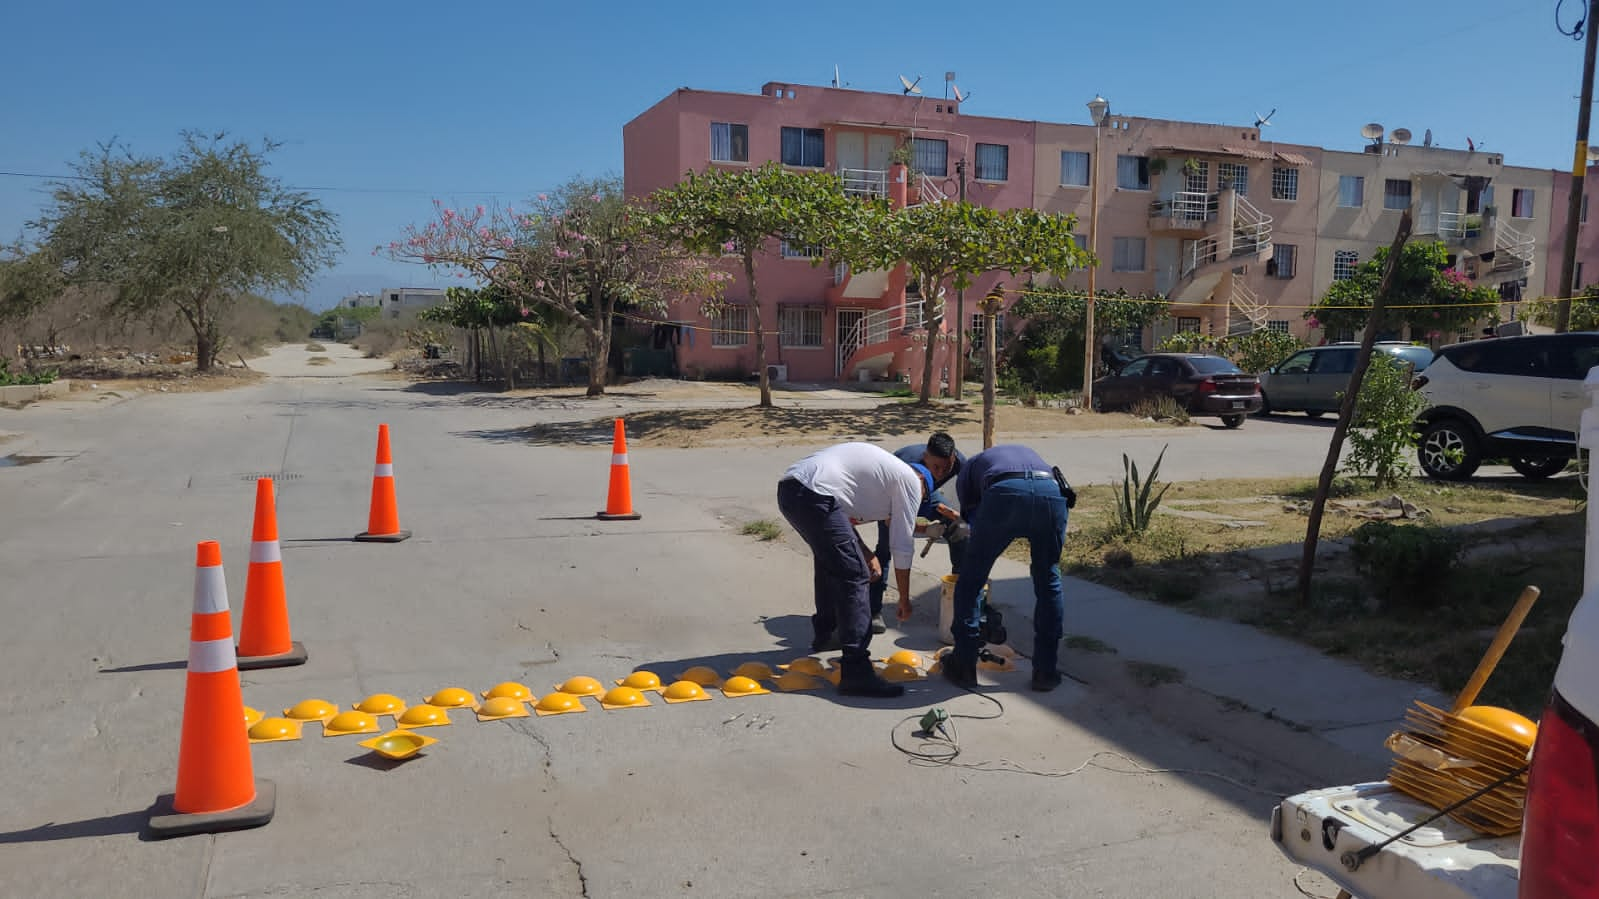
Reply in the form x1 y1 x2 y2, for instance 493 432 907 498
1091 353 1263 428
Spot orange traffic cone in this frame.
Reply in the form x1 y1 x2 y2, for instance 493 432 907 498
147 541 275 839
597 418 641 521
355 423 410 542
237 478 307 669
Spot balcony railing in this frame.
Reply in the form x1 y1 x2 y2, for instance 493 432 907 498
838 168 888 198
1149 191 1217 224
1437 211 1485 241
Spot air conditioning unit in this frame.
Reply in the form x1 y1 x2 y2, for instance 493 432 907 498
766 364 788 383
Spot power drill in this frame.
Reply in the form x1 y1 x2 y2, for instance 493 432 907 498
919 707 950 739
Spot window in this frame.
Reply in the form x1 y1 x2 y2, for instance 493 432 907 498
780 237 822 259
1149 357 1180 379
1218 162 1248 195
1512 188 1535 219
1278 351 1315 374
1382 179 1411 211
1584 194 1590 224
1313 349 1357 375
1270 244 1297 279
968 313 1006 349
1184 160 1209 194
1333 249 1359 281
1177 316 1202 334
1267 320 1290 334
1119 358 1151 377
710 122 749 163
780 127 825 168
975 143 1009 181
1577 261 1585 291
1060 151 1090 186
1117 155 1150 190
912 137 948 177
1112 237 1146 272
1338 175 1364 208
1271 167 1299 201
711 306 750 347
778 306 823 348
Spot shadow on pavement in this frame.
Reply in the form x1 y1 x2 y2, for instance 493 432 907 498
99 660 187 673
455 403 977 447
0 809 150 844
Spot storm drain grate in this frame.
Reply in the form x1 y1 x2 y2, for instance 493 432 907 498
238 472 303 482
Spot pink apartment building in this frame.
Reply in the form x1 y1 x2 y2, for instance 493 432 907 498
624 78 1597 387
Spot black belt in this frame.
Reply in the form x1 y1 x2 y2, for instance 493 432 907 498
984 470 1054 489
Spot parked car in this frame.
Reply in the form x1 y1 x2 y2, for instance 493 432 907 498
1271 375 1599 896
1414 332 1599 480
1258 342 1435 418
1091 353 1262 428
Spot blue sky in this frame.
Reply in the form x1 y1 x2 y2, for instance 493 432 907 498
0 0 1582 309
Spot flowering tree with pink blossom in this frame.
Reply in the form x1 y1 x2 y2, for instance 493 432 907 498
385 177 725 396
1306 241 1497 338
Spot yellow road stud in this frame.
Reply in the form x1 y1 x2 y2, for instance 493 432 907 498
359 729 437 760
283 699 338 723
599 686 652 710
721 676 770 698
778 658 826 677
731 661 776 681
243 706 263 729
661 681 713 703
616 671 663 692
475 696 531 721
534 692 588 716
773 672 825 692
323 710 382 737
881 663 922 683
678 666 723 688
353 693 408 716
396 704 452 728
426 687 479 710
886 650 924 669
484 682 533 702
556 676 604 697
247 716 304 743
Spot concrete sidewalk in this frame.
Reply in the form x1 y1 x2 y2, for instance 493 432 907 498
975 555 1446 784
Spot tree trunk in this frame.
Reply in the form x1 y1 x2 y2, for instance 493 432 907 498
746 253 771 408
1297 209 1414 604
186 294 214 372
537 333 547 385
918 282 943 405
983 310 998 449
584 325 606 397
486 325 505 388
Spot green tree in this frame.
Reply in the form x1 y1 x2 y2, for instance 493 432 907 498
1527 284 1599 331
419 285 562 387
1342 352 1428 489
393 177 722 396
846 205 1088 404
1306 241 1496 338
30 134 341 370
1011 285 1172 382
645 163 861 407
1220 328 1306 374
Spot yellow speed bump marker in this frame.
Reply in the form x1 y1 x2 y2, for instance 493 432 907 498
731 661 776 681
881 663 922 683
283 699 339 723
599 686 652 710
243 706 264 729
359 729 437 761
678 666 723 688
476 696 531 721
773 672 825 692
555 676 604 697
248 716 304 744
823 667 842 687
396 704 452 728
661 681 713 704
721 676 770 698
778 658 826 677
426 687 480 710
353 693 408 717
615 671 664 692
323 710 382 737
885 650 924 669
534 692 588 717
484 682 533 702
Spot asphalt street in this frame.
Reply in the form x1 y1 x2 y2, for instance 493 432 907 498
0 361 1350 898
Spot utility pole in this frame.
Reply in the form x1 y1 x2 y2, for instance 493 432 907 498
1083 96 1110 410
953 157 968 400
1557 0 1599 333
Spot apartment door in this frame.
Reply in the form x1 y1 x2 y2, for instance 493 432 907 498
867 134 896 171
836 132 865 172
1417 178 1442 235
836 308 865 377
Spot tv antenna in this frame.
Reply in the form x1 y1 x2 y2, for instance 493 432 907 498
1391 127 1413 146
832 65 848 89
899 74 923 96
1254 107 1276 128
951 83 969 103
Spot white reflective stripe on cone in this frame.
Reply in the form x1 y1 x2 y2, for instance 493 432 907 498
192 567 229 614
373 463 394 477
612 454 628 466
188 637 237 674
249 541 282 564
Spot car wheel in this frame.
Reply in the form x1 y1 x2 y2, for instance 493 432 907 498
1419 419 1482 481
1255 393 1273 417
1091 392 1104 412
1509 456 1569 480
1304 410 1325 420
1221 414 1245 429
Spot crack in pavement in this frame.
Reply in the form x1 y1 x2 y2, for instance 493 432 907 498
547 817 589 898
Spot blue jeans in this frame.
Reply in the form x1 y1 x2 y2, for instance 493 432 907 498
950 475 1069 677
870 506 965 617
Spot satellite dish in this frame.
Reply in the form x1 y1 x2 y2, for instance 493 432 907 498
1254 108 1276 128
1424 129 1433 147
1361 123 1385 141
1391 128 1412 145
951 84 968 103
899 74 923 95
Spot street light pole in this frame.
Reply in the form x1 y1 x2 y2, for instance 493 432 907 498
1082 95 1109 410
1556 0 1599 333
954 157 968 400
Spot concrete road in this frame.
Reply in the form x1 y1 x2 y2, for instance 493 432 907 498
247 342 395 378
0 374 1340 898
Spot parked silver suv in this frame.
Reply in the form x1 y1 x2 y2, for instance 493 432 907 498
1414 332 1599 480
1259 342 1435 418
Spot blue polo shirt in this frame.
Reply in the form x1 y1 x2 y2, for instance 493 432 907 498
893 443 965 518
956 445 1052 522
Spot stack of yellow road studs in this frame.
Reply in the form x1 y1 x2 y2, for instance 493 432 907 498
151 419 1027 840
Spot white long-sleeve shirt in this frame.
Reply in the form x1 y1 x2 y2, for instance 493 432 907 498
784 442 922 570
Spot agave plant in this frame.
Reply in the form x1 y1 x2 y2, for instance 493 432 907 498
1115 444 1170 536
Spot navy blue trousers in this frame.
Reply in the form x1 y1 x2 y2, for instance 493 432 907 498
777 478 872 661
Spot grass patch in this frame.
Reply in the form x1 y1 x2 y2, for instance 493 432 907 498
740 519 782 541
1064 634 1117 654
306 342 327 352
1127 661 1186 687
1061 474 1584 717
307 357 333 366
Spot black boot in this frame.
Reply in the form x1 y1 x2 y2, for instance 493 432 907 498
1031 670 1063 692
837 657 904 698
940 654 979 689
811 632 842 653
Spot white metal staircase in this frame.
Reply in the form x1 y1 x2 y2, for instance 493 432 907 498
1228 280 1270 335
1180 194 1273 280
1493 220 1536 278
838 299 925 377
